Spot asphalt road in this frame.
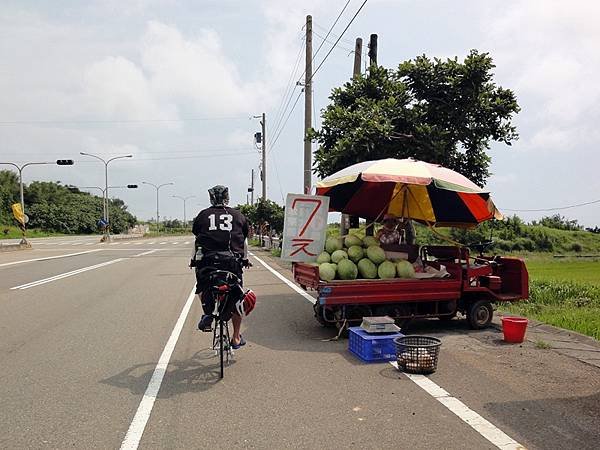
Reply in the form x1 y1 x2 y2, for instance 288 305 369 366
1 236 598 449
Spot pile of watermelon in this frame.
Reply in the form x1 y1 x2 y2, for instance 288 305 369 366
315 235 415 281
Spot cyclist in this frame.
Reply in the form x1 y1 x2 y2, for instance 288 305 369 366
191 185 252 349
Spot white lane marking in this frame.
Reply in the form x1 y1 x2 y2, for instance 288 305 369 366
134 241 145 245
85 242 95 246
389 362 525 450
120 287 196 450
249 252 316 305
110 242 121 246
71 242 83 246
184 241 190 245
132 249 159 257
0 249 103 268
11 258 125 290
121 242 132 246
159 242 167 245
172 242 179 245
58 241 74 246
148 241 156 244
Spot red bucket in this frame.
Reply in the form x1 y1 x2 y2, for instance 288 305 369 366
502 317 528 343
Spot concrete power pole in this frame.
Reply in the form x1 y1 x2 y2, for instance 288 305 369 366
365 34 378 237
250 168 255 205
303 15 313 195
340 37 363 238
261 113 267 201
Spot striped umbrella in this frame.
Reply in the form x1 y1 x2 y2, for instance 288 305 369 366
315 158 502 227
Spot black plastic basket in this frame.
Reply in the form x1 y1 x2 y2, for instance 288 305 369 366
394 335 442 374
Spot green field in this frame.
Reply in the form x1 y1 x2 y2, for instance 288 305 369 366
0 225 64 239
502 256 600 340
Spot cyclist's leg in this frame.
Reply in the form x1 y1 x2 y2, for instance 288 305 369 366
231 313 242 345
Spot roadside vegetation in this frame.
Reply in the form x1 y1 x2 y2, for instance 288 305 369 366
1 225 64 239
1 170 136 236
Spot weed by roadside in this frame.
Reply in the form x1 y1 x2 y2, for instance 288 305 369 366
535 339 552 349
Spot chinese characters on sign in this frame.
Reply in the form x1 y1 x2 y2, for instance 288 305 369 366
281 194 330 262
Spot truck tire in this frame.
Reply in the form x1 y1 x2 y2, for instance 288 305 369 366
467 299 493 329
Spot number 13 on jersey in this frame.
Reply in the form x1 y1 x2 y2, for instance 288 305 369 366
208 213 233 231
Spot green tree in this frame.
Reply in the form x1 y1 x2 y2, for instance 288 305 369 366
0 170 20 225
312 50 520 187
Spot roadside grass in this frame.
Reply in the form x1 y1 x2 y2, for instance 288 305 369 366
501 257 600 340
0 225 64 239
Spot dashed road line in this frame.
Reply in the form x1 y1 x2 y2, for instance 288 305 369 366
0 249 102 268
10 258 125 290
131 249 160 257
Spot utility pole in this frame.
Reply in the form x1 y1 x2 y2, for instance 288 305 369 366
261 113 267 201
368 34 378 66
303 14 313 195
340 37 363 238
365 33 378 237
250 169 255 205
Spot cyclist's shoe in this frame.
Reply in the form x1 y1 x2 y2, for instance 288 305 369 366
231 335 246 349
198 314 214 332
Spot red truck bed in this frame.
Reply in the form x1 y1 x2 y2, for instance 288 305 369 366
293 262 463 306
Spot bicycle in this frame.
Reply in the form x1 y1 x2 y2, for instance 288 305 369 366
205 270 242 379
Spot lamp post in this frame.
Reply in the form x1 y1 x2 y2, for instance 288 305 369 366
80 152 132 239
0 159 74 243
142 181 174 234
172 195 195 230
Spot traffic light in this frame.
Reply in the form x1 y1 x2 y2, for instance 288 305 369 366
254 132 262 144
127 184 138 188
56 159 74 165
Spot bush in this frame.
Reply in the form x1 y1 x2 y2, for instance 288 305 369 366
512 237 535 252
571 242 583 253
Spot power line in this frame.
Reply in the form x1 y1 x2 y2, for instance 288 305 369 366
271 39 306 141
313 21 355 45
269 91 303 153
309 0 370 83
297 0 352 83
313 30 355 54
502 199 600 212
0 116 250 125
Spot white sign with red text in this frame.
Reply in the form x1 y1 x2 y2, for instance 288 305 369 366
281 194 330 262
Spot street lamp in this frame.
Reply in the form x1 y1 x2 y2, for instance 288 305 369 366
142 181 174 234
0 159 74 243
172 195 195 230
79 152 132 239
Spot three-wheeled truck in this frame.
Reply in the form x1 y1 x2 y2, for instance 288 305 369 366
292 158 529 331
294 243 528 330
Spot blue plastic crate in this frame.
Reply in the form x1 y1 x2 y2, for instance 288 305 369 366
348 327 404 363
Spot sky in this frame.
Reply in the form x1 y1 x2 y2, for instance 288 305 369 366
1 0 599 226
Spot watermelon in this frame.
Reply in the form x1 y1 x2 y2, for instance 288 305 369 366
357 258 377 279
319 263 336 282
325 237 344 254
347 245 364 263
331 249 349 264
316 252 331 264
344 235 363 248
378 261 397 279
366 245 386 265
396 260 416 279
337 259 358 280
363 236 379 248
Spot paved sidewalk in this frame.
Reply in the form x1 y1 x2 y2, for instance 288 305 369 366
495 312 600 369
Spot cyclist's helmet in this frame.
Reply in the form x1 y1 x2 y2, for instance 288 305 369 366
209 185 229 207
235 289 257 317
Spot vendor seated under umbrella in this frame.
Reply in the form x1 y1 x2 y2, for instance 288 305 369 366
376 214 417 261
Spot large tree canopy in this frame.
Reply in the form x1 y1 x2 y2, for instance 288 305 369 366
312 50 519 187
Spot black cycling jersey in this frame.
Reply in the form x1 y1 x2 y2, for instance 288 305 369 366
192 206 248 255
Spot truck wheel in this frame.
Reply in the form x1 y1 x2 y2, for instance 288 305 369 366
314 304 335 328
467 299 493 329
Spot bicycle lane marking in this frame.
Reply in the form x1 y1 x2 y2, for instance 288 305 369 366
250 252 525 450
0 249 102 268
120 287 196 450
